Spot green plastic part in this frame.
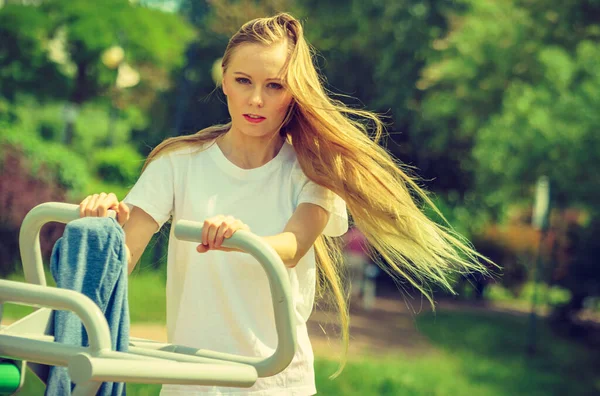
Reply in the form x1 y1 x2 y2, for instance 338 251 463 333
0 361 21 395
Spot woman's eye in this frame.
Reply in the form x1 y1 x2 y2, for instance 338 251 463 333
235 77 251 84
267 82 283 90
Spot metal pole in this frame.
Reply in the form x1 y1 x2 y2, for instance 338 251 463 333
526 228 546 355
527 176 550 355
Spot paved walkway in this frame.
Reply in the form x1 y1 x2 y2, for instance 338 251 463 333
129 296 436 359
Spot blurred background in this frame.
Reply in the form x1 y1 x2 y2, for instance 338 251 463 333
1 0 599 395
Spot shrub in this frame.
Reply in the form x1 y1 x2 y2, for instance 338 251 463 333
0 148 67 275
0 123 93 275
0 123 90 195
92 145 144 185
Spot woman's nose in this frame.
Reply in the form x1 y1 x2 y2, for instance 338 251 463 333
249 88 264 108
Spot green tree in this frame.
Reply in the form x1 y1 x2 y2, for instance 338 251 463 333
473 41 600 209
0 3 69 101
0 0 196 143
417 0 600 211
417 0 600 319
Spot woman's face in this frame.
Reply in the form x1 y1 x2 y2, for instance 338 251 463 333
222 41 294 139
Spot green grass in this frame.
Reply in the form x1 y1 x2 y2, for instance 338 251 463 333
414 310 600 396
5 273 600 395
314 309 600 395
127 270 166 323
2 269 166 323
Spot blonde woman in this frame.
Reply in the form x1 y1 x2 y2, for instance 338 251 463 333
80 13 490 395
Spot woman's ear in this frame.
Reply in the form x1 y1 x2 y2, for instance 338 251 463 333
221 73 228 96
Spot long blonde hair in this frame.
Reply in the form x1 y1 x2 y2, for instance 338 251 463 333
144 13 493 376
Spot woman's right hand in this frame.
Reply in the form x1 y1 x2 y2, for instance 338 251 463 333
79 192 130 227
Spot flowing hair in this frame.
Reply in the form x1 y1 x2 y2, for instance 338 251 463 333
143 13 494 376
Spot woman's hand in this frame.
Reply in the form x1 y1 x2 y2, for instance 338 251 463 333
196 215 250 253
79 192 130 227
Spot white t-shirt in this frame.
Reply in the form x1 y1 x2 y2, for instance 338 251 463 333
124 139 348 396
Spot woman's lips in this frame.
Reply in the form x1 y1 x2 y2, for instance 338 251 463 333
243 114 266 124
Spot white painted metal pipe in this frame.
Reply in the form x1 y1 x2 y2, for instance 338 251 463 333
68 352 258 387
174 221 297 377
0 279 111 353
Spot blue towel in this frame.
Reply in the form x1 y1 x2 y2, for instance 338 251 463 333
46 217 129 396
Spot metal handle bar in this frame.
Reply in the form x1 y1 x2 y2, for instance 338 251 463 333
19 202 116 286
17 202 296 377
0 279 112 353
68 352 257 387
173 220 297 376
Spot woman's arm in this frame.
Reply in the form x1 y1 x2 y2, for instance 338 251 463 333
79 193 158 275
197 203 330 268
122 206 160 274
263 202 329 268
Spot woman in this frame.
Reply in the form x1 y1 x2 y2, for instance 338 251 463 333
80 13 491 395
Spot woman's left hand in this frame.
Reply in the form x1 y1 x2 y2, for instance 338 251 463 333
196 215 250 253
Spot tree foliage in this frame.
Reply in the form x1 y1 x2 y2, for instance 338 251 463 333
0 148 67 276
474 40 600 208
0 123 85 275
418 0 600 210
0 4 68 101
0 0 196 107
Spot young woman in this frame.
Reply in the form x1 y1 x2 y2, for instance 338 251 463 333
80 13 490 395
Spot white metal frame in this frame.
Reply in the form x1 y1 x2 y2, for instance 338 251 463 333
0 202 296 395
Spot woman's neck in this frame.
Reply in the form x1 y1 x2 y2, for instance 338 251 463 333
217 127 285 169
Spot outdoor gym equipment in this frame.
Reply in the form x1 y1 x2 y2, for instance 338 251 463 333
0 202 296 395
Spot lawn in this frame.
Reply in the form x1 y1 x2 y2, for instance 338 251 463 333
4 272 600 395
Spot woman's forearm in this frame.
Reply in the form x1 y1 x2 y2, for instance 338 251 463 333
262 232 302 268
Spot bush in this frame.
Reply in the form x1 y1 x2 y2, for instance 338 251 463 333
0 148 67 275
0 123 94 275
520 282 572 307
72 104 147 154
0 122 91 196
7 96 148 157
10 98 65 142
485 282 572 307
93 145 144 186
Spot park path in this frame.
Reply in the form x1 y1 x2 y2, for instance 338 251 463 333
130 296 436 359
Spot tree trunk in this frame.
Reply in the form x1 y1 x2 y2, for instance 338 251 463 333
63 60 89 145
